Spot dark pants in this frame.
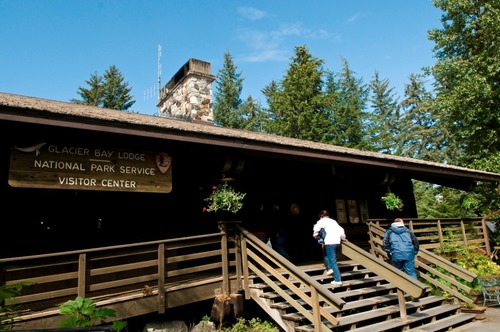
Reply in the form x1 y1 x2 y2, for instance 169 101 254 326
392 256 418 279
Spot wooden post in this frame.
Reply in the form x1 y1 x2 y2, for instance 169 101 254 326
219 222 230 295
397 288 408 321
234 230 243 291
460 219 467 246
77 253 86 298
158 243 165 314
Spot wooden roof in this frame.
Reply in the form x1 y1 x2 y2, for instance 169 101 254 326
1 92 500 189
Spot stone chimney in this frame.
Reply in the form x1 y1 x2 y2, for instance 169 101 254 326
157 58 215 123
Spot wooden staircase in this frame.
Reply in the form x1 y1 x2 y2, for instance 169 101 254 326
248 261 477 332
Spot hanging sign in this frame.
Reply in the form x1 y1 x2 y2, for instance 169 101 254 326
8 142 172 193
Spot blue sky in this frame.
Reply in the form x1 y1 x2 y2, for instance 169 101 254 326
1 1 442 116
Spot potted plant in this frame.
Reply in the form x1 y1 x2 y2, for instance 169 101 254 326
203 182 246 215
381 192 404 211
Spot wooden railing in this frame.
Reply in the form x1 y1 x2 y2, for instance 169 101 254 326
237 226 345 332
236 225 429 331
367 221 478 304
340 240 430 320
1 230 236 327
368 217 491 255
1 219 486 329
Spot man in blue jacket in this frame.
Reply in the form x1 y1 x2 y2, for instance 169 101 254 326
382 218 420 279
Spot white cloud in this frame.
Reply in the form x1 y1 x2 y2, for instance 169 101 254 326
238 49 289 63
347 12 368 23
238 7 267 20
234 23 338 63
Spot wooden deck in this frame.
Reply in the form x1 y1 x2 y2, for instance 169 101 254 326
1 220 493 331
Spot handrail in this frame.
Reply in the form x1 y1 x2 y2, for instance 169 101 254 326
367 221 478 304
237 226 345 332
417 248 476 304
2 218 486 330
340 241 428 298
340 240 429 321
236 225 429 328
0 232 224 263
368 217 490 255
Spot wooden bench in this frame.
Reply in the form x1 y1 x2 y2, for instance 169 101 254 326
477 275 500 306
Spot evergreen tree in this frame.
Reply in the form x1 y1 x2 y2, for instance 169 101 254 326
70 72 104 107
101 66 135 111
367 71 401 154
264 45 330 141
213 50 245 128
71 66 135 111
322 70 341 144
239 96 269 132
330 58 369 149
413 181 476 218
396 73 446 162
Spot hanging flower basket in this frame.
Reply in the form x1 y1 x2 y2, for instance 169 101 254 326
203 182 246 214
381 192 404 211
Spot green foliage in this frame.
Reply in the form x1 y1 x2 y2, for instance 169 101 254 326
58 296 126 331
0 281 34 330
203 183 246 214
239 96 269 133
381 192 404 211
262 46 370 148
467 154 500 214
396 73 451 162
367 71 401 154
101 66 135 111
434 243 500 294
213 50 245 128
222 317 279 332
461 194 482 211
71 65 135 111
329 58 369 149
263 45 331 142
424 243 500 301
429 0 500 215
70 72 104 107
430 0 500 160
413 181 478 218
111 320 128 332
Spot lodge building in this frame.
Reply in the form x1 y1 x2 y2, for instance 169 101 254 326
1 59 500 330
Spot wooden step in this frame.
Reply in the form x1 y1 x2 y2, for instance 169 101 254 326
405 311 476 332
292 296 448 331
249 261 475 332
346 303 470 332
252 274 389 300
251 265 373 286
252 261 365 281
254 279 387 302
271 283 397 311
280 294 401 323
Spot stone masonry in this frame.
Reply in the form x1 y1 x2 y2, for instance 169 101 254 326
157 58 215 123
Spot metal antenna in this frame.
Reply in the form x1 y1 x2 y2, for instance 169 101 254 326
158 44 162 101
143 45 162 104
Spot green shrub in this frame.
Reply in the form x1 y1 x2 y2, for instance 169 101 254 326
0 281 34 330
59 296 127 331
428 244 500 300
223 317 279 332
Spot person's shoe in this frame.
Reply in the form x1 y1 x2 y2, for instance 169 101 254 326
331 281 342 286
326 269 334 275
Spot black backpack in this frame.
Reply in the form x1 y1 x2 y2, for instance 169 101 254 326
314 228 326 245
